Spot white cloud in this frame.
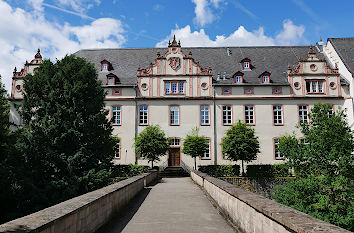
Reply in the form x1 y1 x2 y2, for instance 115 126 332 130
156 20 305 47
0 1 125 92
191 0 215 26
210 0 224 8
56 0 101 13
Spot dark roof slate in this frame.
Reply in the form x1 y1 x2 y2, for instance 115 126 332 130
328 38 354 75
74 46 317 86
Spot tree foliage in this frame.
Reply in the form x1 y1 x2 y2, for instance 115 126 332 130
134 125 169 168
274 103 354 231
18 55 115 211
221 121 260 175
182 127 209 169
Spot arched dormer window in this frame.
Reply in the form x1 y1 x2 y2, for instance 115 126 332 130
107 73 119 85
241 58 252 71
101 59 111 72
234 71 244 84
260 71 271 84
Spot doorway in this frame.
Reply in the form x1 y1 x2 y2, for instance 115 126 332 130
168 148 180 166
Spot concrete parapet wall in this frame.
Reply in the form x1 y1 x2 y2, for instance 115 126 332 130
191 170 350 233
0 171 158 233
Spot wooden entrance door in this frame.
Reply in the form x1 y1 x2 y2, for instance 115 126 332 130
168 148 180 166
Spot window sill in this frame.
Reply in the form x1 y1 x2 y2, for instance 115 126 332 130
112 124 121 126
170 124 180 126
201 158 211 160
139 124 148 126
274 124 284 126
113 157 121 160
200 124 211 126
275 158 285 160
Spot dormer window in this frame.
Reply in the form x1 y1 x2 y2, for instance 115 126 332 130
234 71 244 84
235 76 243 83
241 58 252 71
101 59 110 72
260 72 271 84
106 73 119 85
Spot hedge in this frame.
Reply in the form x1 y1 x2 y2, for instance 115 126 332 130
246 164 291 177
198 165 240 177
111 164 149 178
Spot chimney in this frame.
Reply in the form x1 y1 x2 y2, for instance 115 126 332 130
223 72 226 80
316 36 325 53
217 73 221 81
227 48 231 56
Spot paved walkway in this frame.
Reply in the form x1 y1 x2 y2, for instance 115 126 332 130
97 178 236 233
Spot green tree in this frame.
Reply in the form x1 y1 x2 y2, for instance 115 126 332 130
182 127 209 170
134 125 169 168
221 121 260 175
19 55 115 210
274 103 354 231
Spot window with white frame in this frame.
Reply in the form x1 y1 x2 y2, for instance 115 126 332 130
243 61 250 69
139 105 148 125
165 81 185 95
274 138 283 159
300 138 309 145
114 140 120 159
262 76 270 84
169 138 180 146
298 105 308 123
102 63 108 72
245 105 254 125
222 105 232 125
170 106 179 125
273 105 283 125
201 139 211 159
306 80 324 93
112 106 121 125
235 76 243 84
200 105 210 125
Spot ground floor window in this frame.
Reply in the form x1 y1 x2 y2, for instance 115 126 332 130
201 139 211 160
114 139 120 159
274 138 283 160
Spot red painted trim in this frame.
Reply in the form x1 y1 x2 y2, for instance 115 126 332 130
325 76 329 96
168 104 180 126
138 104 149 126
137 77 141 97
273 137 284 160
234 75 244 84
112 88 122 96
199 104 211 126
209 76 212 96
272 104 284 126
11 79 15 98
337 75 342 97
221 87 232 95
243 87 254 95
301 76 306 96
111 105 122 126
149 78 153 97
183 59 186 75
197 76 201 97
157 59 160 75
189 77 193 97
221 104 233 126
157 77 160 97
244 104 256 126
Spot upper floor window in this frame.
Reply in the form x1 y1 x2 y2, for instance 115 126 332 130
273 105 283 125
243 62 250 69
139 105 148 125
170 106 180 125
241 58 252 70
165 81 185 95
262 76 270 84
245 105 255 125
298 105 308 123
200 105 210 125
222 105 232 125
201 139 211 160
235 76 243 84
222 87 232 95
274 138 284 160
102 63 108 71
306 80 324 94
112 106 121 125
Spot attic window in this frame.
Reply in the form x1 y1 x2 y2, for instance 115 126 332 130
243 62 250 69
101 60 110 72
241 58 252 70
102 63 108 71
106 73 119 85
261 72 271 84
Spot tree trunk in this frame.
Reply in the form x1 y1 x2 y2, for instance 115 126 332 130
241 160 244 176
151 160 154 169
194 157 197 170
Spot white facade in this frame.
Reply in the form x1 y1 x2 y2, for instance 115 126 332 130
10 40 352 169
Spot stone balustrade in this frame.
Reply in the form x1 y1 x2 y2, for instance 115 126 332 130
191 170 350 233
0 171 158 233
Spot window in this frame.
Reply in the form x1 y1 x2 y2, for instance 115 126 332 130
272 87 282 94
306 80 324 93
112 106 121 125
102 63 108 72
298 105 308 123
170 106 179 125
112 88 121 96
201 139 211 160
169 138 180 147
274 138 283 160
114 140 120 159
244 87 254 95
273 105 283 125
222 87 232 95
201 82 208 90
222 105 232 125
165 81 185 95
139 105 148 125
300 138 309 145
262 76 270 84
245 105 255 125
243 61 250 69
235 76 243 84
200 105 210 125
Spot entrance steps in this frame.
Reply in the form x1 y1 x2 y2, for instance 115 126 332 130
159 166 189 178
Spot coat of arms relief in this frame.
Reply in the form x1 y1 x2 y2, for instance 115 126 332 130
169 57 180 70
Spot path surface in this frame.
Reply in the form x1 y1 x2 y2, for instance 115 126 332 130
97 177 236 233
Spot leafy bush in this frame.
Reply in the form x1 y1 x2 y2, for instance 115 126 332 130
273 175 354 231
246 164 291 177
198 165 240 177
111 164 149 178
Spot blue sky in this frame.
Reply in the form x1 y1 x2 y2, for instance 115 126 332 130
1 0 354 91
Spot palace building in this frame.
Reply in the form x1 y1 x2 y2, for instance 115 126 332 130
10 37 354 169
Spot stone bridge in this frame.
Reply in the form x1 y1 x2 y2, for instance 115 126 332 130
0 169 350 233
